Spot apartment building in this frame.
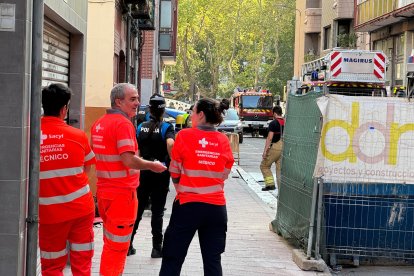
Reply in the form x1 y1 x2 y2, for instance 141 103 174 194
85 0 177 130
295 0 414 89
355 0 414 88
294 0 357 78
141 0 178 105
85 0 177 193
0 1 87 274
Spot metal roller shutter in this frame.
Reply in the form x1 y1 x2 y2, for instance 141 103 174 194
42 18 70 87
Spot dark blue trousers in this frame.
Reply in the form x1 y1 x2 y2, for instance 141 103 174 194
130 170 170 248
160 201 227 276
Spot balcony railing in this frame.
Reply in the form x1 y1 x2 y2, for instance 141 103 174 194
125 0 155 30
356 0 414 29
130 0 153 20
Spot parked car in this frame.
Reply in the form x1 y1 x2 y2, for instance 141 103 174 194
217 108 243 143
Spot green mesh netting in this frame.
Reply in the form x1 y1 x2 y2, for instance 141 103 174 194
271 91 323 250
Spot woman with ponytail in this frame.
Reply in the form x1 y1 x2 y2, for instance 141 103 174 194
160 98 234 276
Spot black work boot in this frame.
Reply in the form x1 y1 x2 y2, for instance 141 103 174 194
127 245 136 256
151 240 162 258
262 185 276 191
151 247 162 258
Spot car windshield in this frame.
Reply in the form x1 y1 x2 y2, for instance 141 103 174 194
224 109 239 120
241 95 273 108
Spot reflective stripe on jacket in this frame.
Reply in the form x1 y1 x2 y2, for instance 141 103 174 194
39 116 95 224
169 126 234 205
91 111 139 190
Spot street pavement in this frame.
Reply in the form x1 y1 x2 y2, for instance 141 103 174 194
41 135 414 275
84 166 322 276
37 135 318 276
237 136 414 276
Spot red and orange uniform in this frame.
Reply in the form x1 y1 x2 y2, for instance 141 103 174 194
160 125 234 275
39 116 95 276
169 127 233 205
91 110 139 276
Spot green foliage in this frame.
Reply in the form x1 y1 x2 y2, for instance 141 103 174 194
165 0 295 102
337 33 358 48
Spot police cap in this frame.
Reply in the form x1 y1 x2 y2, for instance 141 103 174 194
149 93 166 109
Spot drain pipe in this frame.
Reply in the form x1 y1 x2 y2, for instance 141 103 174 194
126 9 131 83
306 177 319 259
26 0 43 275
134 34 139 86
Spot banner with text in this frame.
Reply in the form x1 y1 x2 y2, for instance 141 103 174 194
314 95 414 184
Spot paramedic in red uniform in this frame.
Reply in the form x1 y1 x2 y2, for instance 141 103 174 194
91 83 166 276
160 98 234 276
39 83 95 276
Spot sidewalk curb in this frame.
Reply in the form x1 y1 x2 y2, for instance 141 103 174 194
292 249 330 274
232 165 278 210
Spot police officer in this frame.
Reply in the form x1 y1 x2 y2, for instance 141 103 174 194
128 93 175 258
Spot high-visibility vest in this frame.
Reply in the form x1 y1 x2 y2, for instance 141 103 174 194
182 113 190 127
39 116 95 224
175 114 185 130
91 111 139 190
169 127 234 205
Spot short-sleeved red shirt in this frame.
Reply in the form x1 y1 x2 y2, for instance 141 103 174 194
91 110 139 190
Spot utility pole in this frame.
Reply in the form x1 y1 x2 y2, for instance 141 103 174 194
27 0 43 274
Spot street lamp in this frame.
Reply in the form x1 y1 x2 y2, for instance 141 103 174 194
275 4 302 78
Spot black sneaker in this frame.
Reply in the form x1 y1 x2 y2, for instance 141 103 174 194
127 246 136 256
151 248 162 258
262 186 275 191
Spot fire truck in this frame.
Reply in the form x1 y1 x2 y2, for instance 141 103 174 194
230 88 274 137
296 49 388 96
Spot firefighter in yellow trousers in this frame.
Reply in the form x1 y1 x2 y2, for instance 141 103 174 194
260 106 284 191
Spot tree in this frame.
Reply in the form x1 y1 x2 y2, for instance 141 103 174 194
165 0 295 101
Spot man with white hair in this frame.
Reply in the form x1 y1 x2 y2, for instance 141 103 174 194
91 83 167 275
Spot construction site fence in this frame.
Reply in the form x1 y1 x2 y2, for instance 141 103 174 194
271 91 322 251
272 90 414 265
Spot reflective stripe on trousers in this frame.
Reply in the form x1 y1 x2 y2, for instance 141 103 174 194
39 185 90 205
39 213 94 275
103 228 132 243
40 248 67 260
260 140 283 188
97 189 137 276
70 242 94 251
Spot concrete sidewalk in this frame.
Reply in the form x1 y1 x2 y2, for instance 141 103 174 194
84 166 321 276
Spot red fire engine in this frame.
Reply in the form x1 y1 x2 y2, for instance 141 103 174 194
230 88 274 137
